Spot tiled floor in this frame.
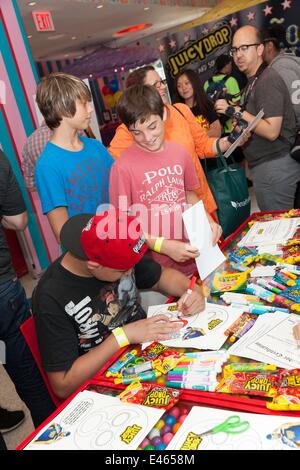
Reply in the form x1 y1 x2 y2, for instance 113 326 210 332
1 186 259 450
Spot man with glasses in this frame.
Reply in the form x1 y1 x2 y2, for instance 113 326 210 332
215 25 299 211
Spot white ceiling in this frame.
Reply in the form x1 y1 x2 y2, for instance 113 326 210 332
17 0 212 61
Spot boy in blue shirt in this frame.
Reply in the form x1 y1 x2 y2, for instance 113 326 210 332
35 72 114 242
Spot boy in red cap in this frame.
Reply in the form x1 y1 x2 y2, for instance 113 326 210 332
32 208 205 399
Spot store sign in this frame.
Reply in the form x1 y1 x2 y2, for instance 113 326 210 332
32 11 55 32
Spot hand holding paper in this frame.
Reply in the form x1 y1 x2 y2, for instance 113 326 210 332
183 201 226 280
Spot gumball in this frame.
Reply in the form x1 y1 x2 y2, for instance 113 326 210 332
169 406 180 418
178 414 188 424
156 443 167 450
109 79 119 93
140 438 150 449
173 422 181 434
162 432 174 445
148 427 160 440
144 444 155 450
161 424 171 435
102 85 111 96
155 419 165 431
151 436 162 447
164 415 176 427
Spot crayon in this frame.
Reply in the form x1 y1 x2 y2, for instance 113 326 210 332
268 279 287 290
229 318 256 343
274 294 295 309
224 314 251 336
106 349 138 376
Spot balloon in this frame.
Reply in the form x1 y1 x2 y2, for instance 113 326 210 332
104 94 115 108
109 79 119 94
113 90 123 104
102 85 111 96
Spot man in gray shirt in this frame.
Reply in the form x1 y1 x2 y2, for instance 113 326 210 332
215 25 300 211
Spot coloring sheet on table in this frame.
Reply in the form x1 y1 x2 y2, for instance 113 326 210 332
237 218 300 247
182 200 226 280
24 390 163 450
142 302 243 350
166 406 300 450
228 312 300 369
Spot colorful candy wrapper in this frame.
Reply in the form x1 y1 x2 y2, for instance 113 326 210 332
119 380 180 410
216 372 278 397
141 342 168 360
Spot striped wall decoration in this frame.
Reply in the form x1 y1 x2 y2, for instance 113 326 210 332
0 0 60 272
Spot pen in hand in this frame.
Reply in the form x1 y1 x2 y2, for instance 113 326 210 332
182 275 197 307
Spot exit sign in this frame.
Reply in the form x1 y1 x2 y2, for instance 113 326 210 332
32 11 55 32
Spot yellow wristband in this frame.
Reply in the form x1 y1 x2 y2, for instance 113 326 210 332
153 237 165 253
112 327 129 348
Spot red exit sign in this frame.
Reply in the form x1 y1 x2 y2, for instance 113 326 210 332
32 11 55 32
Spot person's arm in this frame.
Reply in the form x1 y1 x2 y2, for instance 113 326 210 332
47 206 68 243
152 266 205 317
108 123 134 159
1 212 28 231
48 315 181 398
214 99 282 141
207 119 222 137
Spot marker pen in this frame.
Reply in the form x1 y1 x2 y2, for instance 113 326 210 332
182 275 197 306
246 284 275 302
184 351 229 360
277 263 300 274
115 370 161 385
224 362 276 372
230 303 289 314
280 270 297 280
256 278 282 294
106 349 138 376
165 381 217 391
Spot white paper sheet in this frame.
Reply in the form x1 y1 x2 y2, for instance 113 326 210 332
166 406 300 450
142 302 244 351
228 312 300 369
182 201 226 280
238 218 300 247
24 390 163 450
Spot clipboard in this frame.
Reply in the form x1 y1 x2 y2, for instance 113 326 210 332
223 109 264 159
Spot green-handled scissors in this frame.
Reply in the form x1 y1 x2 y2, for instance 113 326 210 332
197 415 250 438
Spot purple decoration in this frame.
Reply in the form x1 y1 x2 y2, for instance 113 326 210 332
62 45 159 78
161 424 171 435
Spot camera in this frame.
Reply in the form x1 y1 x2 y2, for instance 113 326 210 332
225 106 248 144
211 88 233 103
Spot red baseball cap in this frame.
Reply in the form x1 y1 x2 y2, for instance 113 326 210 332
60 209 148 270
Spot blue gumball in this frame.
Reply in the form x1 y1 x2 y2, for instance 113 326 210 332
109 79 119 94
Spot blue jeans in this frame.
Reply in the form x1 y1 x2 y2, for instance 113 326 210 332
0 278 56 428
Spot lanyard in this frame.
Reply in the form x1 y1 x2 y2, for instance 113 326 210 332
240 62 268 110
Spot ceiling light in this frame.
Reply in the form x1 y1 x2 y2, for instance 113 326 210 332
27 35 32 39
144 7 149 10
96 4 103 8
28 2 36 6
71 36 77 40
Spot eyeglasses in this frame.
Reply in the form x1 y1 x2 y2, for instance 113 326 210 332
229 43 261 57
152 79 167 89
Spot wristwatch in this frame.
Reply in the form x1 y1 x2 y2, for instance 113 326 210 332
233 110 243 120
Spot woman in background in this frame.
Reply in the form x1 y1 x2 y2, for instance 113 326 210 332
173 69 222 138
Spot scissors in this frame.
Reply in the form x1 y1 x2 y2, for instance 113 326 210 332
197 415 250 438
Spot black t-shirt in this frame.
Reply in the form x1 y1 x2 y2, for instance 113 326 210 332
32 254 161 372
190 104 218 130
0 150 26 283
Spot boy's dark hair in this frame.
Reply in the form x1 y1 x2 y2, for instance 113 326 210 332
36 72 91 130
173 68 214 118
125 65 155 88
262 25 285 51
117 84 164 128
